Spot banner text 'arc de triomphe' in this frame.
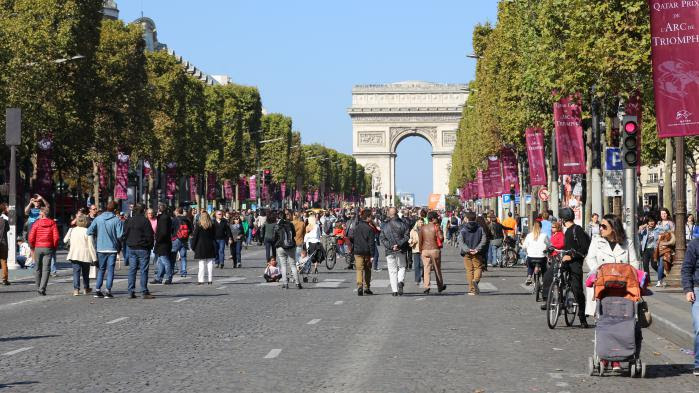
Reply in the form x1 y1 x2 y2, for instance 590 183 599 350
349 81 468 205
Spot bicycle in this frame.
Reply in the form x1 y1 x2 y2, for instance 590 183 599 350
532 259 545 302
321 235 337 270
545 249 578 329
499 236 519 268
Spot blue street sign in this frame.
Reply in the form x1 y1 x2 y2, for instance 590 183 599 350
515 194 520 204
606 147 622 171
502 194 511 204
525 194 532 204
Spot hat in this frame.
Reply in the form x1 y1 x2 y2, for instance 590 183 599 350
559 207 574 222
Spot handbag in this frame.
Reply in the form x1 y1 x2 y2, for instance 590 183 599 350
435 224 443 248
638 300 652 328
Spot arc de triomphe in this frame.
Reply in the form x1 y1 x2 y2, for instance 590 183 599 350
349 81 468 205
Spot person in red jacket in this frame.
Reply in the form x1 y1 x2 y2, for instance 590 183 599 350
28 207 59 295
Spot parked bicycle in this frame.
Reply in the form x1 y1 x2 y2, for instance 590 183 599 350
499 236 519 268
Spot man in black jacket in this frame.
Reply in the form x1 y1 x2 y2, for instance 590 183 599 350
212 210 231 268
151 204 173 285
274 211 300 289
351 209 375 296
122 204 155 299
380 207 410 296
558 207 591 327
681 237 699 375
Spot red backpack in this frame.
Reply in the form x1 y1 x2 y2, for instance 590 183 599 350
176 221 190 239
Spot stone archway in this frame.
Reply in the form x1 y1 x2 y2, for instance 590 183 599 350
349 81 467 206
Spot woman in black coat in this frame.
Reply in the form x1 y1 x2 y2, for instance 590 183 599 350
190 212 217 284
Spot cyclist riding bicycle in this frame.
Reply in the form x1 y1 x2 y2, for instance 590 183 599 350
522 220 550 285
547 207 591 328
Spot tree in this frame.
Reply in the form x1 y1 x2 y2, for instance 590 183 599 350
260 113 292 182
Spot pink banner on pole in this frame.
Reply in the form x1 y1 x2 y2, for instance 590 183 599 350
501 147 519 194
35 136 53 197
649 2 699 137
249 175 257 200
483 157 503 198
295 190 301 202
142 160 151 178
165 162 177 199
281 182 287 200
626 92 643 174
262 184 269 201
238 177 247 201
554 97 586 175
207 173 217 200
114 151 129 200
525 128 548 186
223 180 233 200
313 189 319 202
477 170 485 199
189 176 197 201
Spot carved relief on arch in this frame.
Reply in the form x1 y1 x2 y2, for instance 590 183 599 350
389 126 437 149
364 163 382 190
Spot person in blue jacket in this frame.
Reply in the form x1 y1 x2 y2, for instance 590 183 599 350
87 201 123 299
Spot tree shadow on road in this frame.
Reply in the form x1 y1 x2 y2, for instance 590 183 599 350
0 335 59 343
644 363 694 378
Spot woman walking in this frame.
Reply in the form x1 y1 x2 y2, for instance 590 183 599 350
64 215 97 296
191 212 216 285
229 216 244 268
656 208 676 287
419 211 446 294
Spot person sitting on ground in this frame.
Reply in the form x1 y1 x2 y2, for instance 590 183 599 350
264 257 281 282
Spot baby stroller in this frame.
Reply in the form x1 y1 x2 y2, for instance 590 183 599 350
588 263 646 378
298 245 323 283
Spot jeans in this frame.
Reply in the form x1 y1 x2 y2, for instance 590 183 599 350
127 249 150 294
296 245 303 262
692 288 699 368
264 240 276 261
172 238 188 275
372 242 379 269
641 248 654 284
16 255 27 268
386 252 406 293
155 255 172 282
215 239 227 266
247 230 253 245
277 247 299 285
49 252 57 274
34 247 54 291
413 252 423 284
71 261 90 290
657 258 665 282
230 241 242 266
488 244 502 266
95 252 117 291
123 245 130 267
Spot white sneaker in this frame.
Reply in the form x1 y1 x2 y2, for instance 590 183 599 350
655 281 662 287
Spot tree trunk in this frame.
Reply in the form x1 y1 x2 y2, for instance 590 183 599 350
664 138 674 213
92 161 100 208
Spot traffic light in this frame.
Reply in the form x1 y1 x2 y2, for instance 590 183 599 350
621 115 639 168
263 169 271 183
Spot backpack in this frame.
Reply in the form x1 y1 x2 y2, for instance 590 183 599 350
277 222 295 249
176 220 190 239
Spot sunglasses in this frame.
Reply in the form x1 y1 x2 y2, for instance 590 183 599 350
600 223 609 230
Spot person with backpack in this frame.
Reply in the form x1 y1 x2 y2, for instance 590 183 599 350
560 207 592 328
171 207 192 278
458 211 487 295
87 202 123 298
150 204 174 285
487 214 506 267
274 211 300 289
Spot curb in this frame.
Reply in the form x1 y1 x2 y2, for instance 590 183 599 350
645 294 694 350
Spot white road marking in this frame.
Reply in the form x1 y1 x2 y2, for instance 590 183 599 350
315 280 343 288
0 296 57 311
173 298 188 303
217 277 246 283
324 278 345 282
264 349 282 359
172 276 191 283
556 382 569 387
548 373 563 379
105 317 128 325
216 286 227 290
370 279 390 288
307 319 321 325
257 282 281 286
415 297 426 301
334 301 344 305
2 347 33 356
477 282 498 292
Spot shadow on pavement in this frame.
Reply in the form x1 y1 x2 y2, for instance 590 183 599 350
645 364 695 378
0 381 39 389
0 335 60 343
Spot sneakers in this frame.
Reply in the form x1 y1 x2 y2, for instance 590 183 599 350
150 280 162 285
142 293 155 299
525 276 532 286
655 281 662 287
374 268 381 272
612 362 622 371
398 282 404 296
357 288 363 296
72 289 80 296
104 291 114 299
163 280 172 285
296 283 303 289
94 291 104 298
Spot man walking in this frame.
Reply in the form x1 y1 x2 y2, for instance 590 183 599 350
212 210 230 268
172 207 192 277
274 211 300 289
87 202 123 298
459 212 486 295
351 208 374 296
151 204 173 284
28 207 59 295
682 235 699 376
122 204 155 299
380 207 410 296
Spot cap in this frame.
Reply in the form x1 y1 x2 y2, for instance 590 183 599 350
559 207 574 222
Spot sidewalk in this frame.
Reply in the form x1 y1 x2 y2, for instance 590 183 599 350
646 287 695 352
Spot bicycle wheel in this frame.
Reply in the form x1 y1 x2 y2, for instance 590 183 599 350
504 249 518 268
534 272 542 302
325 246 336 270
546 281 562 329
563 287 577 327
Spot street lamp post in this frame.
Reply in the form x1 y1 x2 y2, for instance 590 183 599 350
5 108 21 270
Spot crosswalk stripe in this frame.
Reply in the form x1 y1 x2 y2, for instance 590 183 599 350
105 317 128 325
307 319 321 325
2 347 33 356
264 349 282 359
315 280 343 288
173 298 188 303
477 282 498 292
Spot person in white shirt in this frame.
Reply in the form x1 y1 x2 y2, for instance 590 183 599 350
522 220 550 285
263 257 281 282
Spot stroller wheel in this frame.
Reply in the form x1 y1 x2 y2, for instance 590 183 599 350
629 363 636 378
640 362 646 378
588 357 595 376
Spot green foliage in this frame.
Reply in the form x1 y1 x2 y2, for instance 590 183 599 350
260 113 292 182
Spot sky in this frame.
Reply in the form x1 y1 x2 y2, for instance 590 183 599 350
118 0 499 205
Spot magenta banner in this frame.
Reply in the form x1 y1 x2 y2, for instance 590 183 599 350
207 173 217 200
484 156 503 198
295 190 301 202
281 182 287 200
650 1 699 137
223 180 233 200
249 175 257 200
35 136 53 197
165 162 176 199
262 184 269 201
501 147 519 193
554 97 586 175
313 189 319 202
238 177 247 201
189 176 197 201
114 151 129 200
525 128 547 186
477 170 485 199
